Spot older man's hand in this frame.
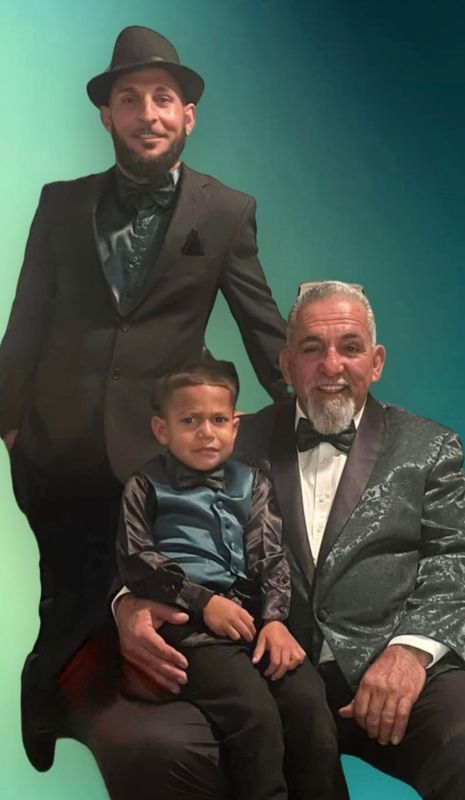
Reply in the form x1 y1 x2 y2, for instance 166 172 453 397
115 593 189 694
338 644 429 745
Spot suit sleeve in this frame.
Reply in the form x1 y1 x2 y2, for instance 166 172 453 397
244 467 291 621
391 431 465 658
116 473 215 612
219 196 288 401
0 187 55 435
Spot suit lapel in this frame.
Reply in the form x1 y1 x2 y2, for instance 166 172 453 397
85 169 122 312
74 170 111 260
271 401 315 585
133 165 208 310
316 394 386 568
50 168 118 310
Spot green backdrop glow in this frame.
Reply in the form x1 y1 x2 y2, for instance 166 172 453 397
1 1 464 797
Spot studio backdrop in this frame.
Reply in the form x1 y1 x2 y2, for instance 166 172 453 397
1 1 464 798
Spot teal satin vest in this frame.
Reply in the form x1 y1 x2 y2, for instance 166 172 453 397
144 459 253 590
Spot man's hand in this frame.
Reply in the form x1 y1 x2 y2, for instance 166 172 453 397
2 429 18 452
203 595 256 641
338 644 430 745
115 594 189 694
252 620 306 680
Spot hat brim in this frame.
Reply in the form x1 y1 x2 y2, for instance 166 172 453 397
87 59 204 107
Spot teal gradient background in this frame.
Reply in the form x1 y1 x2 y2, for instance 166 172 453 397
1 1 464 797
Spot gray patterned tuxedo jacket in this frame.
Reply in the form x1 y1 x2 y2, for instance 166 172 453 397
236 395 465 690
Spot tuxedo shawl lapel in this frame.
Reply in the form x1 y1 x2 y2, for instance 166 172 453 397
132 165 208 310
270 401 315 585
316 394 386 569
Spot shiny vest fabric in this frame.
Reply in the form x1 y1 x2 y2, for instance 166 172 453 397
143 460 253 590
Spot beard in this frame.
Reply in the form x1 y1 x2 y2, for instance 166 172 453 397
111 128 187 184
302 384 356 435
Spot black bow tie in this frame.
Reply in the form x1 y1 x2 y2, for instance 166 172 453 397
296 417 356 454
166 452 225 492
116 171 176 211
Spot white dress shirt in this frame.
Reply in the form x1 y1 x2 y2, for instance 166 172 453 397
295 401 448 667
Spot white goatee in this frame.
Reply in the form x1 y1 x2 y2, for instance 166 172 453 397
303 391 355 435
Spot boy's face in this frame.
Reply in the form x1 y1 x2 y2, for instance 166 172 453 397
151 384 239 471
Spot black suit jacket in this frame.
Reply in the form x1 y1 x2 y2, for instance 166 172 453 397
236 396 465 690
0 165 286 484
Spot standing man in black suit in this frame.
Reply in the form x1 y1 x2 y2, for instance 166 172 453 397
126 281 465 799
0 25 286 794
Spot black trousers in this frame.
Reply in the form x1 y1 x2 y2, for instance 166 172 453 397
320 660 465 800
139 622 350 800
60 630 465 800
60 626 349 800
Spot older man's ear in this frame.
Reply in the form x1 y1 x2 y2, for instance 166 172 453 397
279 347 292 389
370 344 386 385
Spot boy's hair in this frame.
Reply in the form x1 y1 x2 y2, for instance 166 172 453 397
153 360 240 414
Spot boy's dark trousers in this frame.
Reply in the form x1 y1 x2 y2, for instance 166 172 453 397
150 621 350 800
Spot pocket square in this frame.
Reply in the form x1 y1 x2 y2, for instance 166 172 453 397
181 228 204 256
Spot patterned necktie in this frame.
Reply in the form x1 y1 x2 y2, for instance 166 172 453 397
296 417 356 454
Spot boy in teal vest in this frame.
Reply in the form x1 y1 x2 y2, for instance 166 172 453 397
116 360 349 800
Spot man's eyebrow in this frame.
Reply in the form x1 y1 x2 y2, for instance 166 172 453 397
297 332 365 344
151 85 175 93
340 332 365 340
298 334 323 345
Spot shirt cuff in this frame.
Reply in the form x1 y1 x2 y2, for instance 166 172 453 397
111 585 132 620
388 635 450 668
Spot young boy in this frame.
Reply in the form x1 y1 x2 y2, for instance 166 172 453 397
116 360 348 800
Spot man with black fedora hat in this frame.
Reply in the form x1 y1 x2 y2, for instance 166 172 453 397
0 24 288 796
87 26 205 106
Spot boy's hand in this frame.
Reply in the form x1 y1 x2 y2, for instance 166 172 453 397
203 595 256 641
252 620 306 680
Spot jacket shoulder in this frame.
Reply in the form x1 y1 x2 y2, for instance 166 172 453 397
236 399 292 460
40 169 112 201
182 164 255 206
382 401 458 440
379 401 463 467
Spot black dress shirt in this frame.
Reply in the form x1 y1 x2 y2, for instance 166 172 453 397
96 167 179 314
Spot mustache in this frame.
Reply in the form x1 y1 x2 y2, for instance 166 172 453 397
135 127 167 136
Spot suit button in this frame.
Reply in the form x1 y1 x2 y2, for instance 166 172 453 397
120 324 129 333
112 368 121 380
318 609 328 623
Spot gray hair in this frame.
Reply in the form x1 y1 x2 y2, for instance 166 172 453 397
287 281 377 345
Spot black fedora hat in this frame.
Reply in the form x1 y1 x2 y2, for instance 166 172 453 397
87 26 204 107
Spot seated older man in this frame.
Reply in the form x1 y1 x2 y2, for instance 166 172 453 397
70 282 465 800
